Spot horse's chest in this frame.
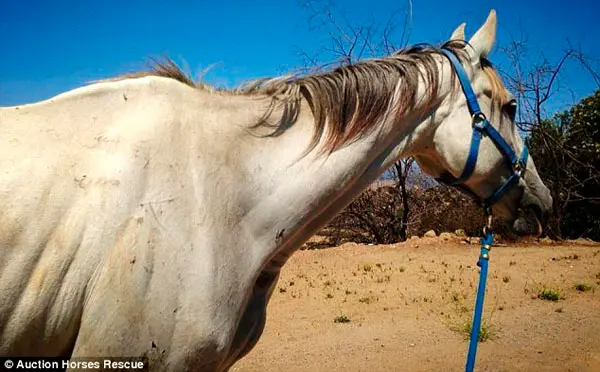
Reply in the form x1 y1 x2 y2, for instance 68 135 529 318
223 270 279 367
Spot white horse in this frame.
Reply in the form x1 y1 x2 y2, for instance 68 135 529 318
0 10 551 371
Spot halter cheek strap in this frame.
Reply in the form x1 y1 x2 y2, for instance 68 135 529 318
435 48 529 210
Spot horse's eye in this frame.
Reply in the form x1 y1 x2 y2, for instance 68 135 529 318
503 99 517 121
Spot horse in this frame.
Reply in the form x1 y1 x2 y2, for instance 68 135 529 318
0 9 552 371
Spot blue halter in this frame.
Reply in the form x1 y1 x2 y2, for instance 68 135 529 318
436 48 529 211
437 48 529 372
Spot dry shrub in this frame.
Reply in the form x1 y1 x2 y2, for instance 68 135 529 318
408 186 484 237
304 184 518 249
319 186 405 247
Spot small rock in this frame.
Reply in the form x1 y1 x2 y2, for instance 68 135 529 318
455 229 466 237
410 235 420 240
409 343 416 347
424 230 437 238
439 232 453 241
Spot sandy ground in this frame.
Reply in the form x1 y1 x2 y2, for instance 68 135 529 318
231 236 600 372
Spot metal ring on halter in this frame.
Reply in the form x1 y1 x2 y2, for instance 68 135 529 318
471 112 487 126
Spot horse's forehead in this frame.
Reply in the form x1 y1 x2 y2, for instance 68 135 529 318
480 64 511 107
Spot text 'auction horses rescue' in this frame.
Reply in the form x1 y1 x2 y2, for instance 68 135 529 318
0 9 551 371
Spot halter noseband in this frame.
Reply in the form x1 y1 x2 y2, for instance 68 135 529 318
435 48 529 211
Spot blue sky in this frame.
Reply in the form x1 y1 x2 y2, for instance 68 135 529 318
1 0 598 116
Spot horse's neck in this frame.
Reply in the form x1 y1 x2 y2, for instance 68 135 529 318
216 80 447 274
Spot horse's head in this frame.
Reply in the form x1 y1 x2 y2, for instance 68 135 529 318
414 10 552 235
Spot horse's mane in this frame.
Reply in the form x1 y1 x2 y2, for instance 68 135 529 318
111 41 508 154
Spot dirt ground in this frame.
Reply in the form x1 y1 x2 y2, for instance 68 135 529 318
231 236 600 372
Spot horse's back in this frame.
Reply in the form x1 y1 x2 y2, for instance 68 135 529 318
0 77 185 356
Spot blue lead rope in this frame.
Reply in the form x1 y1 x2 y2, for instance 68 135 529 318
465 217 494 372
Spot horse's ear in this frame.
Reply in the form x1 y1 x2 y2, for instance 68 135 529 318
449 22 466 41
468 9 497 58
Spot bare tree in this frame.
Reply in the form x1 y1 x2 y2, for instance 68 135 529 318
499 31 599 131
389 159 414 241
297 0 419 243
297 0 413 68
